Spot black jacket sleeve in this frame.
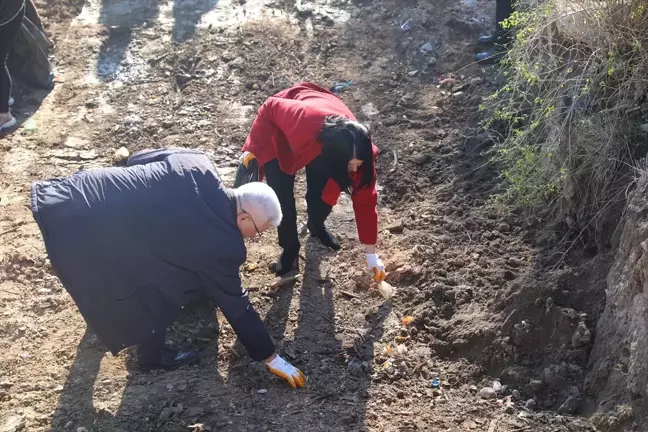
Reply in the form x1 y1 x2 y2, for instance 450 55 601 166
199 259 275 361
126 148 209 167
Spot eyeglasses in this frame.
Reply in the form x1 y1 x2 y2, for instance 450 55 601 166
241 208 260 235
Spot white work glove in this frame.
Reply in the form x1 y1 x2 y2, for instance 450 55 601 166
265 355 306 388
366 253 385 282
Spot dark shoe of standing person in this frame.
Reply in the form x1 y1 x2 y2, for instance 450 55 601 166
270 247 300 276
137 347 199 371
309 226 341 251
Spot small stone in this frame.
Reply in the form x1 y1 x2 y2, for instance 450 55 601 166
478 257 488 268
641 124 648 133
525 399 538 411
478 387 497 399
420 42 436 53
396 390 405 399
257 389 268 394
64 421 73 429
571 322 591 348
492 381 503 393
162 120 173 129
159 407 172 421
452 91 465 99
505 405 515 414
558 396 580 414
64 137 89 149
507 257 522 267
413 153 430 165
529 380 544 392
361 102 380 117
113 147 130 164
512 390 521 400
497 223 511 233
185 407 204 417
469 77 484 86
408 70 419 77
387 221 404 234
77 428 89 432
439 78 458 88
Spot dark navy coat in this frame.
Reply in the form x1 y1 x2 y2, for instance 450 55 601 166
30 148 274 361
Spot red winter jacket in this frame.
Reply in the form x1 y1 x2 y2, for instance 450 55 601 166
242 82 379 245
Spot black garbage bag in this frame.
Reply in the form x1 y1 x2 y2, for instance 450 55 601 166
7 16 54 90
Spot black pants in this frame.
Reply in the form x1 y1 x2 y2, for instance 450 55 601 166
0 4 24 113
495 0 514 33
137 330 166 365
264 157 333 255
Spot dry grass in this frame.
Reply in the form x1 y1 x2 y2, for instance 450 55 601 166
486 0 648 246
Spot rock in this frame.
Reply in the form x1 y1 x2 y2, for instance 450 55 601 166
469 77 484 86
123 114 141 125
159 408 173 421
452 84 467 93
571 322 591 348
420 42 436 53
507 257 522 267
478 387 497 399
257 389 268 394
185 407 204 418
408 70 419 77
641 124 648 133
505 405 516 414
413 153 430 165
64 137 89 149
439 78 458 88
396 390 405 399
497 223 511 233
361 102 379 117
525 399 538 411
558 396 580 414
64 421 73 429
478 257 488 268
512 390 521 400
387 220 404 234
452 91 465 99
229 57 245 68
544 364 566 389
529 380 545 392
0 414 25 432
162 120 173 129
113 147 130 164
76 428 89 432
492 380 503 393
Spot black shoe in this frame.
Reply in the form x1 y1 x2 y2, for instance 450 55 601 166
310 227 341 251
138 348 199 371
270 248 299 276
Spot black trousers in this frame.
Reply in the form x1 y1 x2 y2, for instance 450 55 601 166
264 157 333 255
0 3 24 113
496 0 514 33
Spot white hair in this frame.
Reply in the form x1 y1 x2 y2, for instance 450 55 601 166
234 182 283 227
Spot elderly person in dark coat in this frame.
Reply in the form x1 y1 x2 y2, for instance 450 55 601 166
30 148 306 388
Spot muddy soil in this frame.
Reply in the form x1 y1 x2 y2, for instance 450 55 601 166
1 0 602 431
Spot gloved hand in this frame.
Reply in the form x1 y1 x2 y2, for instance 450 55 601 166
265 355 306 388
366 253 385 282
239 151 257 168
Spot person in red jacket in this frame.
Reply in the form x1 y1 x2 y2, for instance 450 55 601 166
240 82 385 281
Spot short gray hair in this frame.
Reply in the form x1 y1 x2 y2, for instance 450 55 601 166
234 182 283 227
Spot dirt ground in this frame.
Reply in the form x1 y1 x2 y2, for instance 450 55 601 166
0 0 605 431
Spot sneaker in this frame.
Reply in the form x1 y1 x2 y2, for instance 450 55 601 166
137 348 199 371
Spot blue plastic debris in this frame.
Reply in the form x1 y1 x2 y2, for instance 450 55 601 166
330 81 354 94
432 379 441 389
